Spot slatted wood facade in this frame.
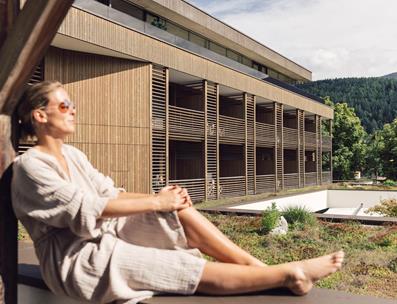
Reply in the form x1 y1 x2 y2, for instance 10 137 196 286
245 94 255 195
297 109 305 187
275 103 283 191
45 47 151 193
151 65 168 193
205 81 219 200
316 115 322 185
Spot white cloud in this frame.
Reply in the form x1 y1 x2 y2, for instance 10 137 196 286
188 0 397 80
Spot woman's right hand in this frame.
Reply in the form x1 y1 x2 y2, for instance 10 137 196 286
154 185 191 212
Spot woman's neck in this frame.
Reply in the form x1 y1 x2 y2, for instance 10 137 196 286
35 135 64 157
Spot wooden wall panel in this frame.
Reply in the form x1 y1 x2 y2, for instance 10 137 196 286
45 47 151 193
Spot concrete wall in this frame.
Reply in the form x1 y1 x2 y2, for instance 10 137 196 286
230 190 328 212
327 190 397 208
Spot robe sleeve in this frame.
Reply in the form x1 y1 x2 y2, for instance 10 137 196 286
13 157 110 238
71 147 120 199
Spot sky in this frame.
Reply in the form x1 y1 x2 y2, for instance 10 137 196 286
188 0 397 80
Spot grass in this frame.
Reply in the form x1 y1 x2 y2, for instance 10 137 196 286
203 212 397 299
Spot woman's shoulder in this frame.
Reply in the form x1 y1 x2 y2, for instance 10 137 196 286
62 144 89 162
13 148 58 185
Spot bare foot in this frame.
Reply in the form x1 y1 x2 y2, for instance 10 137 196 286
285 251 344 295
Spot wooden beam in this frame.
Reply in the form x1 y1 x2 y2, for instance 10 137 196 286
0 0 73 115
0 0 20 46
0 1 72 303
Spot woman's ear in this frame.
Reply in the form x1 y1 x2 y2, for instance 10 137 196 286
32 109 47 123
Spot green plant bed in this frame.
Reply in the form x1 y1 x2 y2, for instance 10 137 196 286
203 212 397 299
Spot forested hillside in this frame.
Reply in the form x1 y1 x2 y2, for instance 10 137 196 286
296 77 397 133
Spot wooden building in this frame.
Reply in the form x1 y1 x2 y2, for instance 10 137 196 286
29 0 333 201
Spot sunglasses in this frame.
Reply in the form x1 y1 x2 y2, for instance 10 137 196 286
58 99 75 113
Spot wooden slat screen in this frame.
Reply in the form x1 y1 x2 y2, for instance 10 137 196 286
205 81 218 200
245 94 255 195
298 109 305 187
152 65 167 193
169 178 205 202
305 131 316 148
168 105 205 140
219 176 245 198
284 173 299 189
275 102 283 191
255 122 275 147
219 115 245 144
316 115 322 185
256 174 275 193
283 127 298 148
305 172 317 186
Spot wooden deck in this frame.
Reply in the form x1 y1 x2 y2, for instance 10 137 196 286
17 241 396 304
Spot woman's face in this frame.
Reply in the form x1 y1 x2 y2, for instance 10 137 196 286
37 87 76 138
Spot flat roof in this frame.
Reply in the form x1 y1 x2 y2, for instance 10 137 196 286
129 0 312 81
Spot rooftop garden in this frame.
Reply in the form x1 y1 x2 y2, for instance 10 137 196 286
202 211 397 299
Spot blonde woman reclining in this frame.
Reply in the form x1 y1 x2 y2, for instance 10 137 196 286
12 81 344 303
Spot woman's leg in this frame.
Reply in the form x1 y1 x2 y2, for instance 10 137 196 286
197 251 344 295
177 207 265 266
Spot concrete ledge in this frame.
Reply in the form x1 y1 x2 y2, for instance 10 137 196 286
141 288 396 304
18 242 396 304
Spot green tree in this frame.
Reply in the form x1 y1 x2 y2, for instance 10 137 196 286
365 130 384 178
325 97 367 180
376 119 397 180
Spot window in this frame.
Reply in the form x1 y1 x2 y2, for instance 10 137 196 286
146 13 167 30
226 49 240 62
189 32 207 48
209 42 226 56
111 0 144 20
167 22 189 40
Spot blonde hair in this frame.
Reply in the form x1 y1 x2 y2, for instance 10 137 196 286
17 81 63 137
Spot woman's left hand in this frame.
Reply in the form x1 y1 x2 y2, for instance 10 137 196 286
160 185 193 207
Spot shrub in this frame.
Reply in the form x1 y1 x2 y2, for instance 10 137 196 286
282 205 317 228
365 198 397 217
383 180 397 186
261 202 281 234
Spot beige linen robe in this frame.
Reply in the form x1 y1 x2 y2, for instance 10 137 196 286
12 145 206 303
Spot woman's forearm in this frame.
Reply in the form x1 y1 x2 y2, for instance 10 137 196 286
100 195 159 218
117 192 152 199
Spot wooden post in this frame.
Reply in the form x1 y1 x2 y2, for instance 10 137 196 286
204 80 208 201
0 1 73 303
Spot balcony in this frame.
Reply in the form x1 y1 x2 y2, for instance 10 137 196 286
305 172 317 186
322 171 332 184
169 105 205 140
305 131 317 148
219 115 245 144
256 122 275 147
322 135 332 150
219 176 246 197
284 173 299 189
169 178 205 202
283 127 298 148
256 174 275 192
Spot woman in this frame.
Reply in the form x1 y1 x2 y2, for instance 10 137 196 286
12 81 344 303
